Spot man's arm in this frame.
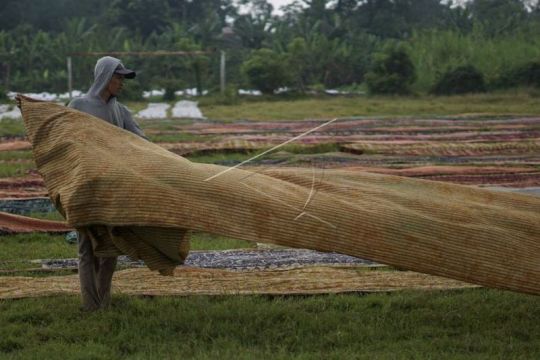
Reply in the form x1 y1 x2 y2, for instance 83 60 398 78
67 98 81 110
121 106 148 140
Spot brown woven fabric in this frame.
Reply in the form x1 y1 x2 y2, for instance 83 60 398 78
19 97 540 294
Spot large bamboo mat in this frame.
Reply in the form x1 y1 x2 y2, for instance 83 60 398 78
0 267 477 299
18 97 540 294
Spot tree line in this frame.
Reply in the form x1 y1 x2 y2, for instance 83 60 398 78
1 0 539 99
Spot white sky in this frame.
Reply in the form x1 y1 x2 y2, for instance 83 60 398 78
270 0 308 14
268 0 296 11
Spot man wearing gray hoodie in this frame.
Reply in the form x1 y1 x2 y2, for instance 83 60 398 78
69 56 146 311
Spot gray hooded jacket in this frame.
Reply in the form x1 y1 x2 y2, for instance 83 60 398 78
68 56 146 139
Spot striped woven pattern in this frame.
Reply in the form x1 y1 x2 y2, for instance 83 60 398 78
19 97 540 294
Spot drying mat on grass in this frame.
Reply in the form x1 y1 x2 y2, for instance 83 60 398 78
40 249 379 271
18 97 540 295
0 211 70 234
0 197 57 215
0 267 478 299
0 140 31 152
0 174 47 199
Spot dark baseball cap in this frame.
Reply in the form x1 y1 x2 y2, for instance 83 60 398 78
114 63 136 79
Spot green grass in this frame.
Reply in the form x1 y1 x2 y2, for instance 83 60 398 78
190 232 255 250
0 151 33 161
0 289 538 359
186 151 259 164
24 211 65 221
0 233 74 263
0 161 35 178
0 118 26 137
282 143 341 154
198 90 540 121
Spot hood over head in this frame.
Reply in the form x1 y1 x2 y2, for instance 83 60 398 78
87 56 135 98
71 56 140 129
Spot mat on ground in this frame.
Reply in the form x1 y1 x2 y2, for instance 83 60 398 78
0 267 477 299
0 211 70 234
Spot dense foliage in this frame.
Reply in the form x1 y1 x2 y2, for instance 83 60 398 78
432 65 486 95
365 45 416 94
242 48 291 93
0 0 539 95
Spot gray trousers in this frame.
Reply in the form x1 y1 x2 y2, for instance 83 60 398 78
78 231 117 311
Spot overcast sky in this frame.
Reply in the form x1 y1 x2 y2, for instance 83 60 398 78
265 0 304 15
268 0 296 11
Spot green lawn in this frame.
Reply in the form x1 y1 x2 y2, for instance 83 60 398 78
0 161 35 178
0 118 26 137
0 151 33 161
0 289 538 359
196 90 540 121
1 230 538 359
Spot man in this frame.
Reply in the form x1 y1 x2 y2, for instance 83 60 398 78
68 56 146 311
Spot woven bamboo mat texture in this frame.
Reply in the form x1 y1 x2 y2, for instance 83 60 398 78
18 97 540 294
0 267 477 299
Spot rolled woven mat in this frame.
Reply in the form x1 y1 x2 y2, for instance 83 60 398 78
18 96 540 294
0 267 477 299
0 211 70 234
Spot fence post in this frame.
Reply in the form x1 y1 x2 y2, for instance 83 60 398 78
220 50 226 95
67 56 73 100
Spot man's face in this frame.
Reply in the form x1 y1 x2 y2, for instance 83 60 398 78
107 73 124 97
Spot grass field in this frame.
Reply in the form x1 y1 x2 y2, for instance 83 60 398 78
1 92 539 359
196 90 540 121
1 231 539 358
0 289 538 359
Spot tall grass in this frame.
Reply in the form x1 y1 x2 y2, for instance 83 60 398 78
407 29 540 93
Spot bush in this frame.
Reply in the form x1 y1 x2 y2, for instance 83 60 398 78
241 49 292 95
365 46 416 95
432 65 486 95
514 61 540 88
492 61 540 89
204 85 239 106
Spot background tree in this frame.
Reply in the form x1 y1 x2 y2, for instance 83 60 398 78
242 48 292 94
1 0 540 95
365 44 416 94
468 0 528 37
